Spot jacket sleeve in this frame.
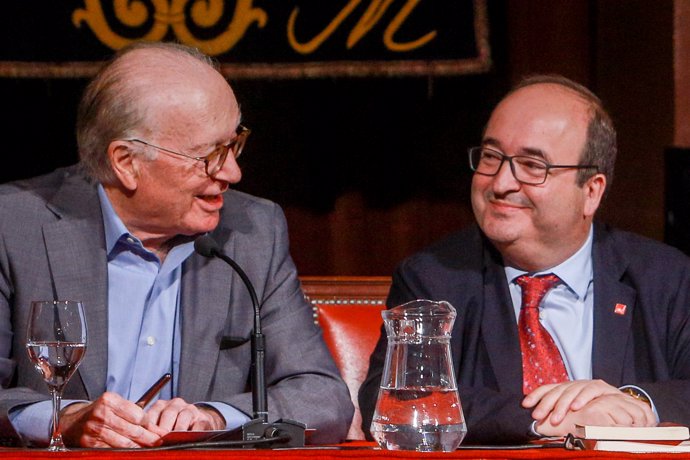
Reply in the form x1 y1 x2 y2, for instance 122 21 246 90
216 203 354 444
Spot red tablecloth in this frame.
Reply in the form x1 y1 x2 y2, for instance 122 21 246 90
0 441 686 460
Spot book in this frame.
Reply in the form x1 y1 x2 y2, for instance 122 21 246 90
161 429 227 445
573 424 690 453
586 439 690 453
575 424 690 441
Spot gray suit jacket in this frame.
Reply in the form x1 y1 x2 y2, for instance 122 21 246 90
0 165 353 445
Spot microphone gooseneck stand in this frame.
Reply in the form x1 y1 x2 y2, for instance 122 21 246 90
194 235 306 448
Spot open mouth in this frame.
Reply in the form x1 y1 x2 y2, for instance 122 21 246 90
197 194 223 207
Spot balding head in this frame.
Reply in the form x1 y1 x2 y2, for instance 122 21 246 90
77 42 237 184
506 75 617 189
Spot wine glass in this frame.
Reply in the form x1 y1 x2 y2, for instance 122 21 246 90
26 300 87 451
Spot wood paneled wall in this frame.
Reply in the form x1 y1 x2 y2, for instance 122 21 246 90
675 0 690 148
284 0 678 276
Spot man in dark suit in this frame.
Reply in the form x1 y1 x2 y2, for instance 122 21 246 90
0 42 352 447
360 75 690 444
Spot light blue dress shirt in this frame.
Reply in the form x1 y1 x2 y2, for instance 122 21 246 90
101 185 190 403
10 186 248 444
505 225 657 428
505 226 595 381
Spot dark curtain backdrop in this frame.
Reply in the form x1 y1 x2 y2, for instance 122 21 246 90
1 1 680 275
0 3 509 277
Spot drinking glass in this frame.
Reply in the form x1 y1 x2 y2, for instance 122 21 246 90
26 300 87 451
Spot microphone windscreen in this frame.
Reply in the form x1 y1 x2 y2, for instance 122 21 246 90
194 234 221 258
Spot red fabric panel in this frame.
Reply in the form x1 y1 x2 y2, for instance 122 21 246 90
318 304 385 440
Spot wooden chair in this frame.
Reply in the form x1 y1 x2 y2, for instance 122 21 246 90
300 276 391 440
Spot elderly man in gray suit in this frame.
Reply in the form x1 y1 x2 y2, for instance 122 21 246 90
0 42 353 448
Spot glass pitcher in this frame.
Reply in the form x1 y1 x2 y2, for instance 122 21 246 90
370 299 466 451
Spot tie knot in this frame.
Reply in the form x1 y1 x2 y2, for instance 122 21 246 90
516 274 560 309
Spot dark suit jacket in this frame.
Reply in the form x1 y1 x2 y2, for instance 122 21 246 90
359 223 690 444
0 165 353 445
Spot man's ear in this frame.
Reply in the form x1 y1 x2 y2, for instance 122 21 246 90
583 173 607 217
108 140 140 191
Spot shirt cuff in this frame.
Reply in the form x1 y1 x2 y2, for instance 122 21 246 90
8 399 86 446
195 402 250 430
528 420 543 438
12 399 250 444
619 384 659 423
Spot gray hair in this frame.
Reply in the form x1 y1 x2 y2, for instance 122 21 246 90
76 41 219 183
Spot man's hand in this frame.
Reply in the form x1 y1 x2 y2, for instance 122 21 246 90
59 392 167 448
523 380 622 424
144 398 225 432
533 393 657 436
522 380 656 437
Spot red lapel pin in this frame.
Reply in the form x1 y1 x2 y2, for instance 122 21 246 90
614 303 627 315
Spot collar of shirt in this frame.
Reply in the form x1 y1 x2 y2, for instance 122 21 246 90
503 226 595 380
504 225 594 301
97 185 194 271
97 184 195 401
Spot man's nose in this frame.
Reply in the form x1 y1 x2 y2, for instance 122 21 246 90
212 155 242 184
491 158 521 193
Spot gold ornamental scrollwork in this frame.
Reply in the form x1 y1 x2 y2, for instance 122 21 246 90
0 1 491 79
287 0 437 55
72 0 267 56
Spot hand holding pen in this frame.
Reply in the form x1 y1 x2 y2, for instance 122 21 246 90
57 376 173 448
133 372 225 433
135 373 171 409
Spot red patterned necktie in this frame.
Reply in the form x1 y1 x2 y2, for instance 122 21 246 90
516 274 569 394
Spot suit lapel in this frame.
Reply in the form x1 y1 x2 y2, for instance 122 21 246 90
481 245 524 392
475 225 636 390
177 230 236 401
43 173 108 399
591 225 635 385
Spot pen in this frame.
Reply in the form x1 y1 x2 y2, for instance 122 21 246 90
135 373 172 408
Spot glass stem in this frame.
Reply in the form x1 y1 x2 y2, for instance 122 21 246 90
48 388 65 450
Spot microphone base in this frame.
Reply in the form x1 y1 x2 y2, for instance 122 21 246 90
242 418 307 448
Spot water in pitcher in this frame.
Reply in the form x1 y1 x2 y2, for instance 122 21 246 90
371 386 466 451
370 299 467 451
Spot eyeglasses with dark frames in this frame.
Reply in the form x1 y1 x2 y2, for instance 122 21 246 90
124 124 250 177
468 146 598 186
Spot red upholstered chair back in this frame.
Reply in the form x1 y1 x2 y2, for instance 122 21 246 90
300 276 391 441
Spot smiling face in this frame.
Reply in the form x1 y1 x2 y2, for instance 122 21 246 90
104 48 243 248
471 83 606 271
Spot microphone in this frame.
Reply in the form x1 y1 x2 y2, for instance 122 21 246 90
194 235 306 448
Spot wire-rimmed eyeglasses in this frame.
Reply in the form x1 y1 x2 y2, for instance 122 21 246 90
468 146 598 186
125 124 250 177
